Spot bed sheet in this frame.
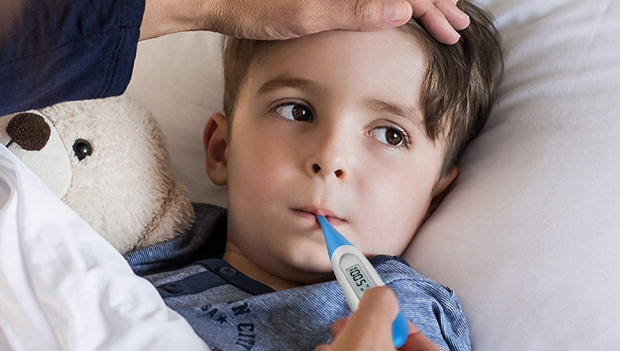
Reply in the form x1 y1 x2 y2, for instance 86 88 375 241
0 145 209 351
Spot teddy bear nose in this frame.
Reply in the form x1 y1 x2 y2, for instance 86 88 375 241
6 112 51 151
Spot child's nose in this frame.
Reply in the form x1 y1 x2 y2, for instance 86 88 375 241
310 163 345 179
304 134 349 180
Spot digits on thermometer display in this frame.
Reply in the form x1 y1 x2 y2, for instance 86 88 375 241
346 264 373 298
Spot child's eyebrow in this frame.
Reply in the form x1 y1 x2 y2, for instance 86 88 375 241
364 99 424 132
256 75 322 96
256 75 424 131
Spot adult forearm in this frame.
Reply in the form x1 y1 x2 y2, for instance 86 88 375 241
139 0 211 41
0 0 144 116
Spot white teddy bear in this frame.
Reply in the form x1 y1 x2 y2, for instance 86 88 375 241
0 94 195 253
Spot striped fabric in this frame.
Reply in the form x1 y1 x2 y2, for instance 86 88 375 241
126 204 471 350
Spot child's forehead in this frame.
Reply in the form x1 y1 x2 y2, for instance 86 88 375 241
257 28 424 71
245 28 427 108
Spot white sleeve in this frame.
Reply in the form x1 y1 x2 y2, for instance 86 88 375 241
0 145 210 351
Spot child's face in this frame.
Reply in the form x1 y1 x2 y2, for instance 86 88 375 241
205 29 455 284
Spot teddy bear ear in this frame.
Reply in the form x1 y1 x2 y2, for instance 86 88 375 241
134 182 196 250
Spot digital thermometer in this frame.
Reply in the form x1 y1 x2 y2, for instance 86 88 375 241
317 216 409 348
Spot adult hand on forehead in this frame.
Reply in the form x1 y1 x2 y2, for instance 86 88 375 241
314 287 442 351
141 0 470 44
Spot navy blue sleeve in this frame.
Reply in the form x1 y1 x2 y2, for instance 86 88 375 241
0 0 145 116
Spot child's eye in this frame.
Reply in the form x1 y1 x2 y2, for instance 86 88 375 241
274 103 313 122
371 127 409 147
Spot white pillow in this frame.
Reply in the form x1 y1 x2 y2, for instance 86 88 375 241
128 32 228 207
405 0 620 349
127 0 620 349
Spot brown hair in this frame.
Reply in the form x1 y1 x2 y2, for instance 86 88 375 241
221 0 503 182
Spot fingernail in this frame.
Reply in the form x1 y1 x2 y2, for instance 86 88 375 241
384 0 410 22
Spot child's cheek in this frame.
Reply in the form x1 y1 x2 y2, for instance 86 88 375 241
230 134 293 206
358 167 427 254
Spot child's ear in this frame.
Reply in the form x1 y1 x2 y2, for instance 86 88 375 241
203 112 229 186
425 167 459 220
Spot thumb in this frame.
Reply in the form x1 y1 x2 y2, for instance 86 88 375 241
327 0 413 32
401 322 442 351
329 287 400 349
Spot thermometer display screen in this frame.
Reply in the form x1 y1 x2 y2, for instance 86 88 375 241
346 264 373 298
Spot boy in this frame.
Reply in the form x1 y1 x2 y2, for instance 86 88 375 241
125 1 502 349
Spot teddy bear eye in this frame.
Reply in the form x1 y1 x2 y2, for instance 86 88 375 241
72 139 92 161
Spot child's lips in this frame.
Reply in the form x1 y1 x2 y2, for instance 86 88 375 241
291 208 346 226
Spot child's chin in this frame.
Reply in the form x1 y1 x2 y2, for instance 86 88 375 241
278 250 333 279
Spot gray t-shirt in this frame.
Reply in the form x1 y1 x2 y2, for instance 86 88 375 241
124 204 471 351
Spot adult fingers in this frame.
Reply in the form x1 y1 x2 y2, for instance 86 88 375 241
325 0 414 33
330 315 444 351
322 290 443 351
203 0 468 44
327 287 400 349
406 0 469 44
329 318 348 337
416 4 459 44
401 321 442 351
433 0 470 30
207 0 413 40
328 0 468 42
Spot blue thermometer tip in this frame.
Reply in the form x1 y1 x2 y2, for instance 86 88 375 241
316 216 352 259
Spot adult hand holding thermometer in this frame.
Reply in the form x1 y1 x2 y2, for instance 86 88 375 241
317 216 409 348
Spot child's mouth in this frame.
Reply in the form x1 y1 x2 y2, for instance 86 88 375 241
291 208 346 226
